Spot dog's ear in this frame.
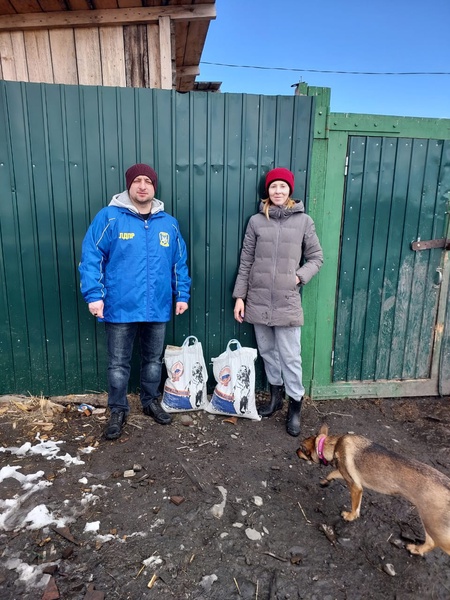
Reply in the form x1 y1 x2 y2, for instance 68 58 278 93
319 423 329 436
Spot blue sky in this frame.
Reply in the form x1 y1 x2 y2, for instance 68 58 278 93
200 0 450 119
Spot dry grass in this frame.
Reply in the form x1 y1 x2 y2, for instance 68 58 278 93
0 395 72 436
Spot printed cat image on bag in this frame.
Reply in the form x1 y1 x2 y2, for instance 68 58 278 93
207 340 260 420
161 336 208 412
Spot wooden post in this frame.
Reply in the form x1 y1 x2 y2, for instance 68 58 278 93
158 16 172 90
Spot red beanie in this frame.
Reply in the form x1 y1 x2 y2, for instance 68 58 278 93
125 163 158 192
265 168 294 196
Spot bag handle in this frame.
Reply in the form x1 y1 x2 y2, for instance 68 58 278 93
182 335 199 347
226 339 242 351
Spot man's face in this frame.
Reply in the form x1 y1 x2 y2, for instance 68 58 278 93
129 175 155 205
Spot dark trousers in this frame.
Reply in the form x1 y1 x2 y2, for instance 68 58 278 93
105 322 166 414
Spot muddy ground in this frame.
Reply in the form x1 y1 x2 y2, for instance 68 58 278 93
0 393 449 600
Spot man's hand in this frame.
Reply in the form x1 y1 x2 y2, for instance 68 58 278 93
234 298 245 323
176 302 188 315
88 300 104 319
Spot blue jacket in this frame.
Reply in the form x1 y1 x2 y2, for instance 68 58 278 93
79 191 191 323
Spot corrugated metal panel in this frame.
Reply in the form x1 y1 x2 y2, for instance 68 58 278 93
334 136 450 382
0 81 314 395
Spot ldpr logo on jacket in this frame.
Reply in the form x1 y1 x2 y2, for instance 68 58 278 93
119 232 135 240
159 232 169 247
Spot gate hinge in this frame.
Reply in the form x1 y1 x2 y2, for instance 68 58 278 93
331 350 334 367
411 238 450 251
344 156 349 176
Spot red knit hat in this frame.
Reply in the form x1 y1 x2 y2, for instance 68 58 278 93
125 163 158 192
265 168 294 196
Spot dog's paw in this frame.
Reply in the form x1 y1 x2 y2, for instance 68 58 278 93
319 478 330 487
341 510 358 522
406 543 425 556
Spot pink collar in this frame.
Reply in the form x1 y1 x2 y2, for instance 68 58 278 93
316 435 328 465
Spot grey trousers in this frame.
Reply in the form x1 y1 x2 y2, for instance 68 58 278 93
254 324 305 401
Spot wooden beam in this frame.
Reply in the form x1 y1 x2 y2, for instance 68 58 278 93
0 5 216 31
74 27 102 85
117 0 142 7
0 31 29 81
39 0 68 11
67 0 91 9
124 23 149 88
176 65 199 78
147 23 160 88
183 20 209 65
49 28 78 84
0 0 17 15
99 26 126 87
158 15 172 90
177 77 195 92
174 20 188 66
11 31 29 80
24 29 53 83
0 32 12 79
94 0 117 8
10 0 41 13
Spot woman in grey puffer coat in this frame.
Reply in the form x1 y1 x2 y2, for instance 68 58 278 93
233 168 323 436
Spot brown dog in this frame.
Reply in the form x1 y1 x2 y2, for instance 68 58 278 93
297 424 450 556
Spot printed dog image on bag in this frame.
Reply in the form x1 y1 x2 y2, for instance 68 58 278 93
161 336 208 413
235 365 251 414
190 362 205 408
207 340 260 420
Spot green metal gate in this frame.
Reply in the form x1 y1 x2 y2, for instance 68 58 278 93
333 136 450 394
0 80 315 396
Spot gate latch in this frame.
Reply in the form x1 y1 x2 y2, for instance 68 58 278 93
411 238 450 251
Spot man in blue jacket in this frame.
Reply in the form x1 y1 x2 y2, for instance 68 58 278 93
79 164 191 440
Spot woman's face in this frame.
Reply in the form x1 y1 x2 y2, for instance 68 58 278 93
268 180 290 206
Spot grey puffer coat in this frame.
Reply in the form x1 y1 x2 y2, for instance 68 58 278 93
232 201 323 327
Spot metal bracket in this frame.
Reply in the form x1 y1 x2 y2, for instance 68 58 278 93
411 238 450 251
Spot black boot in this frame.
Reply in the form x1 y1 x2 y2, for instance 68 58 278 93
286 397 303 437
258 384 285 418
105 411 127 440
143 398 172 425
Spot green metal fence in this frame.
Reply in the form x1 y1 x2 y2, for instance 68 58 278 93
335 136 450 381
0 81 315 396
311 110 450 399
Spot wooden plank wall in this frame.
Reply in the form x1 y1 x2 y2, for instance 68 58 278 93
0 3 216 91
0 23 167 88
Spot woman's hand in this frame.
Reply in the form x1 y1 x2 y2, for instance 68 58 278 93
234 298 245 323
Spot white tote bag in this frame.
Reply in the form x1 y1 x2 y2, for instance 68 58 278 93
206 339 260 420
161 336 208 412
